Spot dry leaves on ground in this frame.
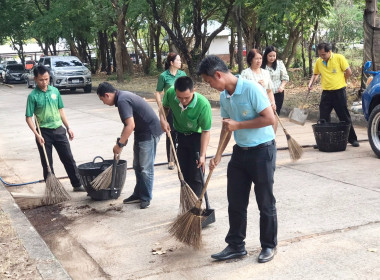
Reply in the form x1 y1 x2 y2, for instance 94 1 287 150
0 210 42 279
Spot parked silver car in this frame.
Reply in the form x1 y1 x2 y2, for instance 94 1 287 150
38 56 92 92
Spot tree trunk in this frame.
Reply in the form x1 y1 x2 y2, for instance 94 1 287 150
301 35 306 77
105 34 112 75
234 4 244 73
366 0 378 27
286 30 302 68
112 0 133 82
111 34 117 73
308 21 318 77
229 26 236 69
154 23 163 71
98 31 108 72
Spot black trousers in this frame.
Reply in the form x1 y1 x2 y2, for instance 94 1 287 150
225 142 277 249
319 87 357 143
166 110 178 162
274 91 284 116
176 132 203 197
36 126 81 188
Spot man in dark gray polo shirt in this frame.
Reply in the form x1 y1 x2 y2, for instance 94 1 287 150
97 82 163 209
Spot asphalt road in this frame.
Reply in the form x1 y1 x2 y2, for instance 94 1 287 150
1 83 379 280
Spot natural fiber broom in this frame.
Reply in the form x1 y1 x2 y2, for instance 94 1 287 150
155 92 198 214
169 132 229 249
34 116 71 205
275 111 303 161
91 153 119 190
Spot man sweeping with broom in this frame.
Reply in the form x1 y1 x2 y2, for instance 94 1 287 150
25 65 84 193
157 76 212 197
97 82 163 209
197 55 277 263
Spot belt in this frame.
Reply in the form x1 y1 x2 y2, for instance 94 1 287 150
178 132 195 136
237 140 274 151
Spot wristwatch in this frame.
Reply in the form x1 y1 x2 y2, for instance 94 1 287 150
117 137 127 148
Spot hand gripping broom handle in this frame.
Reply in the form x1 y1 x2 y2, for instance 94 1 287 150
198 131 229 202
34 115 52 173
154 92 185 181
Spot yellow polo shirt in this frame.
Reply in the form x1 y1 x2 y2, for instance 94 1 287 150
313 53 349 90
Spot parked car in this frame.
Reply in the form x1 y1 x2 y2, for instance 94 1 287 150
38 56 92 92
362 61 380 158
3 60 18 66
0 63 3 79
2 64 26 84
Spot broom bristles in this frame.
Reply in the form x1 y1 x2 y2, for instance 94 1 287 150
169 207 203 249
286 134 303 161
91 165 113 190
41 173 71 205
179 180 199 214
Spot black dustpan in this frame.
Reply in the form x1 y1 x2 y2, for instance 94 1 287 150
196 153 215 228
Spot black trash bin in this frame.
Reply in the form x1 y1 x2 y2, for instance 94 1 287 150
78 156 127 201
312 120 350 152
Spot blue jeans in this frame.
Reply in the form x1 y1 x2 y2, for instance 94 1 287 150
132 135 160 201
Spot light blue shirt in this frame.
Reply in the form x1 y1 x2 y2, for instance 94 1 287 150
220 76 275 147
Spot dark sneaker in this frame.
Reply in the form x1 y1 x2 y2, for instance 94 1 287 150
140 200 150 209
258 247 276 263
123 194 141 204
73 185 86 192
211 245 247 261
349 140 360 147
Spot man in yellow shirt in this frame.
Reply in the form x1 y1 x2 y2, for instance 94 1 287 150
308 42 359 147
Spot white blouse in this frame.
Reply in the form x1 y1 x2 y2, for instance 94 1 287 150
241 67 274 91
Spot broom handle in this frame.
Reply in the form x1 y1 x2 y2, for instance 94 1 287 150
34 115 52 173
198 131 229 200
154 92 185 181
274 111 286 131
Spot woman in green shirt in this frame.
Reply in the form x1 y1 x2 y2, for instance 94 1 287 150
155 52 186 169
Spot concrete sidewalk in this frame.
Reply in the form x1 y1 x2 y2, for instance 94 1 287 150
1 84 379 279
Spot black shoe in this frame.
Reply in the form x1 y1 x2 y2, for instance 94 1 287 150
349 140 360 147
258 247 276 263
313 144 318 149
123 194 141 204
211 245 247 261
73 185 86 192
140 200 150 209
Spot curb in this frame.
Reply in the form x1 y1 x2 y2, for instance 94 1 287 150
0 182 71 280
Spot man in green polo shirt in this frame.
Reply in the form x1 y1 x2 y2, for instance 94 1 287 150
158 76 212 196
25 65 84 192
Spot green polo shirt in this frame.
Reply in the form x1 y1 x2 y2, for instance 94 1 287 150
25 85 64 129
156 69 187 93
162 86 212 134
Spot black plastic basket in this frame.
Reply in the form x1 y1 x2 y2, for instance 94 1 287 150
77 156 127 201
312 120 350 152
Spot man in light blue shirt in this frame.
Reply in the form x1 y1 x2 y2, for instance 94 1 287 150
197 55 277 263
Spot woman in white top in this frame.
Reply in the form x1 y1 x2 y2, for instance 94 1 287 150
262 46 289 116
241 48 278 132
